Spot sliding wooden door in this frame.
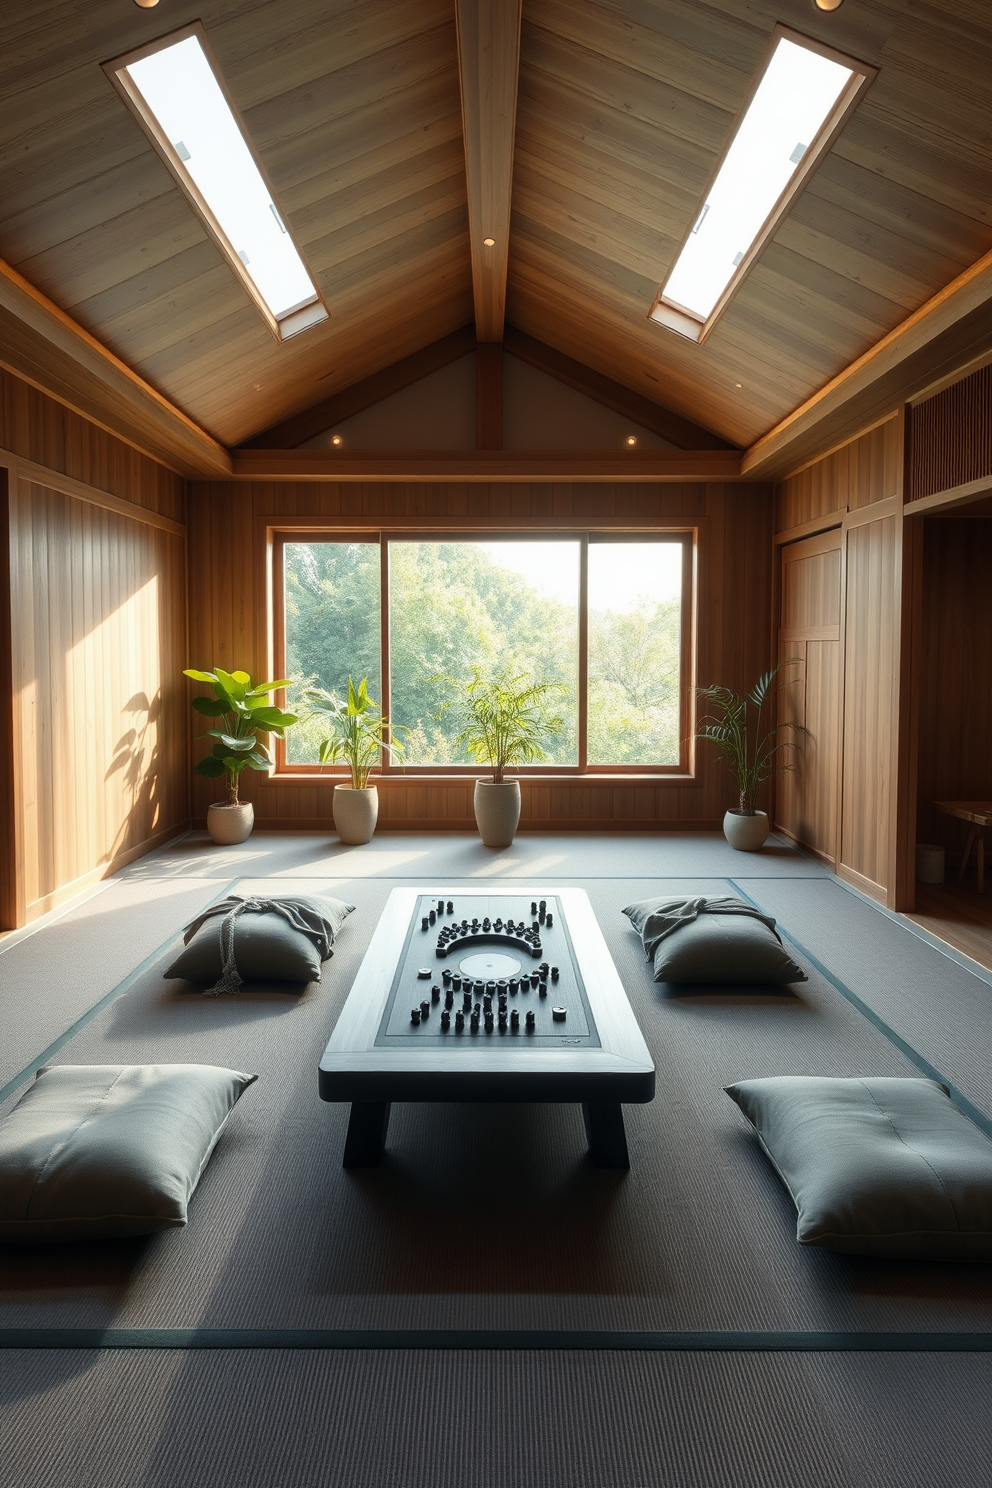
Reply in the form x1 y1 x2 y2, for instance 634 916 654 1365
776 528 843 862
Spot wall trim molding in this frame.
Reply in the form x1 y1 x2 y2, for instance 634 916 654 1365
0 450 186 537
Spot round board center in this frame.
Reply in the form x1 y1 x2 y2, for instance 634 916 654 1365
459 951 523 979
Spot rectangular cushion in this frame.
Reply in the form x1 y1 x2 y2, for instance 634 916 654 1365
0 1064 256 1242
725 1076 992 1260
624 896 806 985
165 893 353 985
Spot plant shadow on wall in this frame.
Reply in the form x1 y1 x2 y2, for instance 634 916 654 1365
694 663 810 853
105 691 163 863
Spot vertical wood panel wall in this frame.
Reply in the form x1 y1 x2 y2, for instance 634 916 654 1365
774 415 906 905
915 518 992 860
908 364 992 503
1 372 188 926
186 480 773 829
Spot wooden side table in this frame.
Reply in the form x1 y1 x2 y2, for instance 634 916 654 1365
937 801 992 894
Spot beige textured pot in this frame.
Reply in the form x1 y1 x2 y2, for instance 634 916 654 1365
474 779 521 849
723 808 769 852
207 802 254 845
333 784 378 845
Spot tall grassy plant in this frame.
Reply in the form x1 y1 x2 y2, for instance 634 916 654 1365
694 664 809 815
185 667 298 805
305 676 404 789
444 667 564 782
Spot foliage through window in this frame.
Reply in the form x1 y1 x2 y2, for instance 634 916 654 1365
280 535 690 772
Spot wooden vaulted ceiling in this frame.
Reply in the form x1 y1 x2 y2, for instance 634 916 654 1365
1 0 992 461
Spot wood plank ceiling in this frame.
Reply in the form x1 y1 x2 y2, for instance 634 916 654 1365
1 0 991 451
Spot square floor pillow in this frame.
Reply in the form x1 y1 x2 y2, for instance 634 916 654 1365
623 895 806 985
165 892 354 989
0 1064 256 1242
725 1075 992 1260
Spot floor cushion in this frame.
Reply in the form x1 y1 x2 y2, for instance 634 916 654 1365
0 1064 256 1242
165 892 354 989
725 1075 992 1260
624 895 806 984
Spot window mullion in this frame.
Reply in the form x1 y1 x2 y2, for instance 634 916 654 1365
578 534 589 772
380 536 391 771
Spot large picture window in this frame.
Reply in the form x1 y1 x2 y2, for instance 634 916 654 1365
277 532 693 773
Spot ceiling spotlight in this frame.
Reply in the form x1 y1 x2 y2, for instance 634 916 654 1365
331 435 343 447
813 0 844 10
625 435 637 447
483 237 496 247
133 0 162 8
734 382 743 389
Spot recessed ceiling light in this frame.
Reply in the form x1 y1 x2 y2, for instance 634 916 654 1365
133 0 161 8
734 382 743 389
331 435 343 447
813 0 844 10
483 237 495 247
625 435 638 446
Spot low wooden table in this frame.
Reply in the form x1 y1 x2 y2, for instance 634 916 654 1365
937 801 992 894
319 887 656 1169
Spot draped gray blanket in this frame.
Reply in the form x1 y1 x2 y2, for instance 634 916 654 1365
181 895 344 996
623 895 781 961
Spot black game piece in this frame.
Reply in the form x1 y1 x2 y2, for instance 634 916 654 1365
531 901 537 914
509 978 519 994
410 1008 421 1025
484 1011 494 1032
463 992 472 1012
552 1007 567 1021
470 1010 480 1031
445 989 454 1010
530 971 540 988
421 916 429 931
483 995 493 1013
431 985 441 1003
452 975 462 990
498 1011 507 1031
546 912 553 927
441 1010 450 1030
525 1010 536 1030
455 1011 465 1031
511 1009 520 1030
551 966 560 980
539 982 548 998
437 899 444 914
446 901 454 914
442 969 452 984
420 1000 430 1019
429 909 436 924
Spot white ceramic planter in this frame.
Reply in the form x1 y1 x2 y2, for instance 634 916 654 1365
723 808 769 852
474 779 521 849
207 802 254 845
333 784 378 845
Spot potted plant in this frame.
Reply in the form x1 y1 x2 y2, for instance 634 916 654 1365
185 667 298 844
444 666 564 849
694 664 808 851
305 676 404 845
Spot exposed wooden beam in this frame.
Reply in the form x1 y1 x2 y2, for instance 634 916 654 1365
503 328 736 451
744 248 992 482
476 342 502 449
229 448 742 483
240 327 477 449
0 259 231 480
456 0 522 343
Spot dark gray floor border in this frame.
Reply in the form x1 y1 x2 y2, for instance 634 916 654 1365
0 877 244 1107
728 878 992 1142
1 1328 990 1352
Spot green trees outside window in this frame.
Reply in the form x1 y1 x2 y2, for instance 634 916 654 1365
282 536 686 771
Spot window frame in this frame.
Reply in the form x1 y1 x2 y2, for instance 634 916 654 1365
271 526 697 779
104 22 329 343
648 24 876 346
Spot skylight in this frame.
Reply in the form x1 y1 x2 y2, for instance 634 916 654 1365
651 29 873 341
108 28 327 339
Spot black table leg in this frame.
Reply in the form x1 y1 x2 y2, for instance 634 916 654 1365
343 1101 391 1167
582 1101 630 1169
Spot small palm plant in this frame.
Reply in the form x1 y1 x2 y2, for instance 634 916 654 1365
185 667 298 804
694 664 809 815
305 675 404 788
445 666 564 781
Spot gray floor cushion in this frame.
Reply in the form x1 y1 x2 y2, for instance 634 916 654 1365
165 892 354 989
0 1064 256 1242
725 1076 992 1260
624 895 806 984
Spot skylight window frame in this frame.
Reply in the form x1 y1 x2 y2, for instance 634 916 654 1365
649 25 876 346
104 22 328 344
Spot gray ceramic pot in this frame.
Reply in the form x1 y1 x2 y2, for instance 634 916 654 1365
723 808 769 852
206 802 254 845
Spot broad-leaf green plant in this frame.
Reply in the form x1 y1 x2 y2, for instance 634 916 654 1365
442 666 564 783
305 676 405 789
694 663 809 816
185 667 299 805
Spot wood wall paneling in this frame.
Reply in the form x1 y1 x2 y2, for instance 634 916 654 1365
839 513 902 901
775 414 901 532
186 478 773 829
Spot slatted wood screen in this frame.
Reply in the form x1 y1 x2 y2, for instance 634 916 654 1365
908 364 992 502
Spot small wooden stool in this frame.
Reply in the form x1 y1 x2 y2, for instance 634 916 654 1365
937 801 992 894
